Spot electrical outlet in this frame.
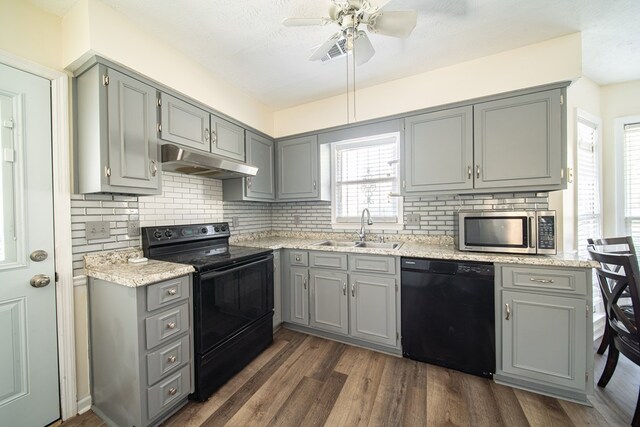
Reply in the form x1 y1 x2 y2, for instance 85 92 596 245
405 213 420 226
127 220 140 237
293 215 300 225
232 217 239 228
86 221 110 239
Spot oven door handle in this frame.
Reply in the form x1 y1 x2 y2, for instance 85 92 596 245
199 256 272 279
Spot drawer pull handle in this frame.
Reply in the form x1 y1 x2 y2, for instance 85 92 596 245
167 322 177 330
343 282 346 296
167 288 178 296
351 283 355 297
530 278 554 284
167 355 177 364
168 387 178 396
505 303 511 320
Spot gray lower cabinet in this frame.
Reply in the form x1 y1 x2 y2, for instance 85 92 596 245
273 250 282 328
283 250 399 351
276 135 330 201
159 92 210 151
474 89 563 190
223 131 275 201
494 264 593 404
211 114 245 161
404 106 474 193
76 64 161 195
88 275 193 426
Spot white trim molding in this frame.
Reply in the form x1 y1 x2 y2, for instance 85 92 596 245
0 49 77 421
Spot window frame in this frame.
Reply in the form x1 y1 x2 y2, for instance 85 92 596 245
329 131 404 230
615 115 640 237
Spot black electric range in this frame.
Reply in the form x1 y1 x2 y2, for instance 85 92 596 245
141 222 274 401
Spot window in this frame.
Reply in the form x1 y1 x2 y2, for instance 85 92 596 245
576 114 602 258
331 132 402 227
623 121 640 241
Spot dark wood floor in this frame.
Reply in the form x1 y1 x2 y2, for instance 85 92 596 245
63 328 637 426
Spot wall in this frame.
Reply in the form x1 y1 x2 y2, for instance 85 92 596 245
62 0 274 136
600 80 640 236
0 0 63 71
273 33 582 138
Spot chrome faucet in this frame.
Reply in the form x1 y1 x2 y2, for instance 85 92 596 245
358 208 373 241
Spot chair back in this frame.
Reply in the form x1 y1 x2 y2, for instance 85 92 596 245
588 237 640 345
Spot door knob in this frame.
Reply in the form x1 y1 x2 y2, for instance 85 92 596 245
30 274 51 288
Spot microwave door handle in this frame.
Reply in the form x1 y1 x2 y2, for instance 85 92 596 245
529 216 536 249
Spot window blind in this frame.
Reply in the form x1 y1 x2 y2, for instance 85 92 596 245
624 122 640 241
577 117 601 258
333 134 400 223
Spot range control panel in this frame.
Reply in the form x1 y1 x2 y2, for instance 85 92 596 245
144 222 230 243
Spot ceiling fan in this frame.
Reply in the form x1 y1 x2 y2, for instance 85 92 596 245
282 0 418 65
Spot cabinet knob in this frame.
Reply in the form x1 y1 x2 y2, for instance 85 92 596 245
205 128 210 142
505 303 511 320
166 322 177 330
167 355 177 364
168 387 177 396
295 256 301 262
167 288 178 296
211 130 217 144
150 160 158 176
476 165 481 179
343 282 346 296
467 165 472 180
313 180 317 190
351 283 355 297
247 177 252 189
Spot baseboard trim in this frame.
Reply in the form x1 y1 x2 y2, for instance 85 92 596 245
77 396 92 415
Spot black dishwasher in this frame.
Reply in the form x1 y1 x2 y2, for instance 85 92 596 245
401 258 495 378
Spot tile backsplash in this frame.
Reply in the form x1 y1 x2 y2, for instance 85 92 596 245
70 171 548 276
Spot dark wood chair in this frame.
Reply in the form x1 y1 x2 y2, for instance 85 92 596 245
588 237 637 354
588 237 640 426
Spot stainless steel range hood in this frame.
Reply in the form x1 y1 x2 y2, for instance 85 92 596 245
161 143 258 179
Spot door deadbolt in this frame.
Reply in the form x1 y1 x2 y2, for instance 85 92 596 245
30 250 48 262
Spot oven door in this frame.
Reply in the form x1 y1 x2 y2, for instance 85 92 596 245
195 254 274 354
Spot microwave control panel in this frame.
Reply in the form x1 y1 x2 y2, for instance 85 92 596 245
538 216 556 249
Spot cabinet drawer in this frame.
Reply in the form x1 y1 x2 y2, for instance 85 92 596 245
147 335 190 386
289 251 308 266
145 303 189 350
147 275 190 312
348 255 396 275
310 252 347 270
147 364 190 420
501 266 588 295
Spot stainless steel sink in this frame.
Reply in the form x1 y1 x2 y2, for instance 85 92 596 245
312 240 403 249
312 240 360 247
355 241 403 249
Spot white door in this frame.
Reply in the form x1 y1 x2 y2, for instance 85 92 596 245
0 63 59 426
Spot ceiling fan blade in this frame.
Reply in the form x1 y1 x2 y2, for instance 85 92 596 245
309 32 343 61
354 31 375 65
367 10 418 38
282 17 331 27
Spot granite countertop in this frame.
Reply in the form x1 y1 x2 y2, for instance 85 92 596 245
83 248 194 288
232 236 599 269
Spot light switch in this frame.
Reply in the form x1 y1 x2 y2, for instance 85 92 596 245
86 221 111 239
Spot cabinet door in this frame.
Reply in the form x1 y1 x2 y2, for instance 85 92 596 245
309 270 349 335
404 106 473 193
106 69 160 190
211 115 245 161
349 273 396 346
474 90 562 189
159 93 210 151
245 132 275 200
501 290 587 390
289 267 309 326
277 135 319 200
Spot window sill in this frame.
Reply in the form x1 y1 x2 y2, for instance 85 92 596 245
330 223 405 232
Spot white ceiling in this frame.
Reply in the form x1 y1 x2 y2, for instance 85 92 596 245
32 0 640 110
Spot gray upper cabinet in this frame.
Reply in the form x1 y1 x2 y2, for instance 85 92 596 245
223 131 275 201
276 135 330 201
210 115 245 161
76 64 161 195
404 106 473 193
159 93 210 151
474 89 563 190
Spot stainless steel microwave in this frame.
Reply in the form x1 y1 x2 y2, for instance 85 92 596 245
456 210 557 255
